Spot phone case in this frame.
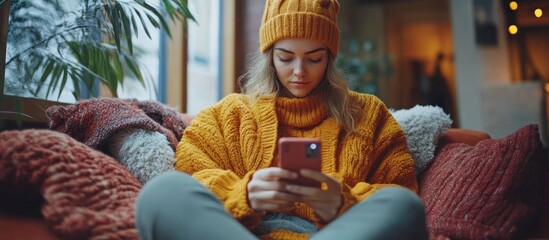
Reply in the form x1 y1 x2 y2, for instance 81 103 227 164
278 137 321 188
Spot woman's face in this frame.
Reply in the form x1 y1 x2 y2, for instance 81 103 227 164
273 39 328 98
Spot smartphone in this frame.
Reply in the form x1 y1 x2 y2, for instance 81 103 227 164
277 137 321 188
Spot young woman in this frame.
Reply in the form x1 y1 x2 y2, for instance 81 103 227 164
135 0 428 239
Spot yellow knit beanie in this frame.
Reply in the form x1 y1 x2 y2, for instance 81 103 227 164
259 0 340 57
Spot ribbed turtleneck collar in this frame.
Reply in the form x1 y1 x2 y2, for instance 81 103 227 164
276 93 327 128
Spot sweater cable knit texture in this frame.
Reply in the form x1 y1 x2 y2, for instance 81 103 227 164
175 91 418 239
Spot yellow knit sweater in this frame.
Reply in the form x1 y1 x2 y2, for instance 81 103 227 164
175 91 418 239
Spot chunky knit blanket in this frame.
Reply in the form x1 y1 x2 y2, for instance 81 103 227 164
0 99 189 239
46 98 188 151
0 129 141 239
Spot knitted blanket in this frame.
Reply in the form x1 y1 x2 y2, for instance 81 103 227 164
46 98 189 183
46 98 188 151
0 129 141 240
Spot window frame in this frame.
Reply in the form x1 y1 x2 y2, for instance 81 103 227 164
1 0 9 101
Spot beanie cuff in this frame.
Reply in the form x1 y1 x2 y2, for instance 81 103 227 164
259 12 339 57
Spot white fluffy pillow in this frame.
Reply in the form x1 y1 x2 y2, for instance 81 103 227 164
107 128 175 183
390 105 452 175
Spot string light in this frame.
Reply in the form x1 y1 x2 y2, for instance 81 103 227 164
508 25 518 35
534 8 543 18
509 1 518 10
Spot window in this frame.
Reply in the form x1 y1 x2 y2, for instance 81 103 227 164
186 0 222 115
3 0 168 102
4 1 81 103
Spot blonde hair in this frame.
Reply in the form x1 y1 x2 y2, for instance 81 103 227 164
239 48 360 134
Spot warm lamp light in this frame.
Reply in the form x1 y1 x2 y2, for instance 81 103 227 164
535 8 543 18
510 1 518 10
508 25 518 34
545 83 549 93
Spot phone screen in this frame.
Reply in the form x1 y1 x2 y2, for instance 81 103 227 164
278 137 321 188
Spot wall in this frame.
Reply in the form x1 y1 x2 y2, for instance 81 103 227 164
235 0 264 84
451 0 546 143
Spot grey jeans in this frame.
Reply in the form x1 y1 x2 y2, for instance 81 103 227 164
135 171 428 240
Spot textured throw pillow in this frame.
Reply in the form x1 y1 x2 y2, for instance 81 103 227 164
0 130 141 240
391 105 453 175
419 124 545 240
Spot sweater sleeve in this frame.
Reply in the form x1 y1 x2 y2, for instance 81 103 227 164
174 98 263 227
347 96 418 203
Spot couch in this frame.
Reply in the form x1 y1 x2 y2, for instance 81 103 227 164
0 98 547 240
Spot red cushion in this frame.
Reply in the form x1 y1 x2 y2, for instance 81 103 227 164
420 124 545 239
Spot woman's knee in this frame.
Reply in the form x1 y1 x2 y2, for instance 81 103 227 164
372 187 426 222
139 171 195 197
384 187 423 208
136 171 211 214
144 171 196 188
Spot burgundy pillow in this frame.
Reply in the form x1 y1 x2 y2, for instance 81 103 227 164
419 124 545 239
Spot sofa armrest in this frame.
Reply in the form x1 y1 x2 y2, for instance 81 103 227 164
437 128 491 149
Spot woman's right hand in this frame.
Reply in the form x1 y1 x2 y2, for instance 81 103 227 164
247 167 300 211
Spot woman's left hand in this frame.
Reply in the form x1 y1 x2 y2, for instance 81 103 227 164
285 169 342 222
